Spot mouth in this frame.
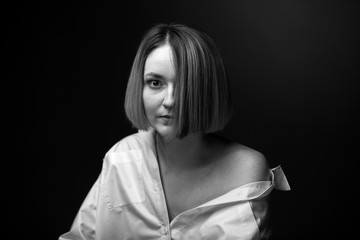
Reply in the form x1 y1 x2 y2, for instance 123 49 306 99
159 115 174 119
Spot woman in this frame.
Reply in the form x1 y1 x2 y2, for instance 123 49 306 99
59 23 290 240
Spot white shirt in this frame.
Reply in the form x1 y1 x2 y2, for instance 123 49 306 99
59 130 290 240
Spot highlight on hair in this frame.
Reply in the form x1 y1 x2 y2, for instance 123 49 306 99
124 23 232 138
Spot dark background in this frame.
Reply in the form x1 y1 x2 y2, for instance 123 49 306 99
3 0 358 239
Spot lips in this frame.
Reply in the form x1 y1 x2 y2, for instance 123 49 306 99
160 115 173 119
158 113 174 119
157 114 174 125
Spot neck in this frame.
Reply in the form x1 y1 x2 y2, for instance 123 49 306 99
155 132 207 172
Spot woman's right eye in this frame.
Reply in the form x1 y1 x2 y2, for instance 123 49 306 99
146 79 163 89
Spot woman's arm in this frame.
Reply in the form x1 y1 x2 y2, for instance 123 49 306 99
59 176 100 240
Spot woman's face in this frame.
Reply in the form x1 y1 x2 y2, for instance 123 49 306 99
143 43 176 138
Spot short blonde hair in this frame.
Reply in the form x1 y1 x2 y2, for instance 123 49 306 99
125 23 232 138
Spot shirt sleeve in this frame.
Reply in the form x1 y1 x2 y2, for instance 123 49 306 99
247 166 290 240
249 197 272 240
58 175 100 240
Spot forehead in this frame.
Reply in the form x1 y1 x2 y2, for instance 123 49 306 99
144 43 175 77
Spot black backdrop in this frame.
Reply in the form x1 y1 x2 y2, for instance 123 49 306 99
3 0 358 239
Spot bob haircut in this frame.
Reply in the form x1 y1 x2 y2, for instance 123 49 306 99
125 23 232 138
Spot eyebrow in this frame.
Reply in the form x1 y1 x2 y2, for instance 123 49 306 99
143 72 165 79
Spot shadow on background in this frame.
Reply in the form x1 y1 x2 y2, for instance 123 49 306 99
3 0 358 239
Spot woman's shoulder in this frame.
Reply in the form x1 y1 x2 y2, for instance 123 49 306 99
229 143 270 183
207 134 271 186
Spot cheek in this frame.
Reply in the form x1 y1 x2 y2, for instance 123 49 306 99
142 91 157 116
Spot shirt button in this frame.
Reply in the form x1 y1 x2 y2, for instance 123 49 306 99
161 226 168 235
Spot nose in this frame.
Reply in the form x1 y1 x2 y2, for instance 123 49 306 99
162 85 175 109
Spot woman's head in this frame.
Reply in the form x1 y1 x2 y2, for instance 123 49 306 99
125 23 232 139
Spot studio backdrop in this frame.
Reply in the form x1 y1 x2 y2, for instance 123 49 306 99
4 0 358 239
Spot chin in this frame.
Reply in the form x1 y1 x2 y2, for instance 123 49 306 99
155 126 177 141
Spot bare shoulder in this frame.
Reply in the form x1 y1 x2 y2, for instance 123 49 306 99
228 143 270 183
207 135 271 186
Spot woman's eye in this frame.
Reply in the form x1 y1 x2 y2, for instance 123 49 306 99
147 80 163 88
